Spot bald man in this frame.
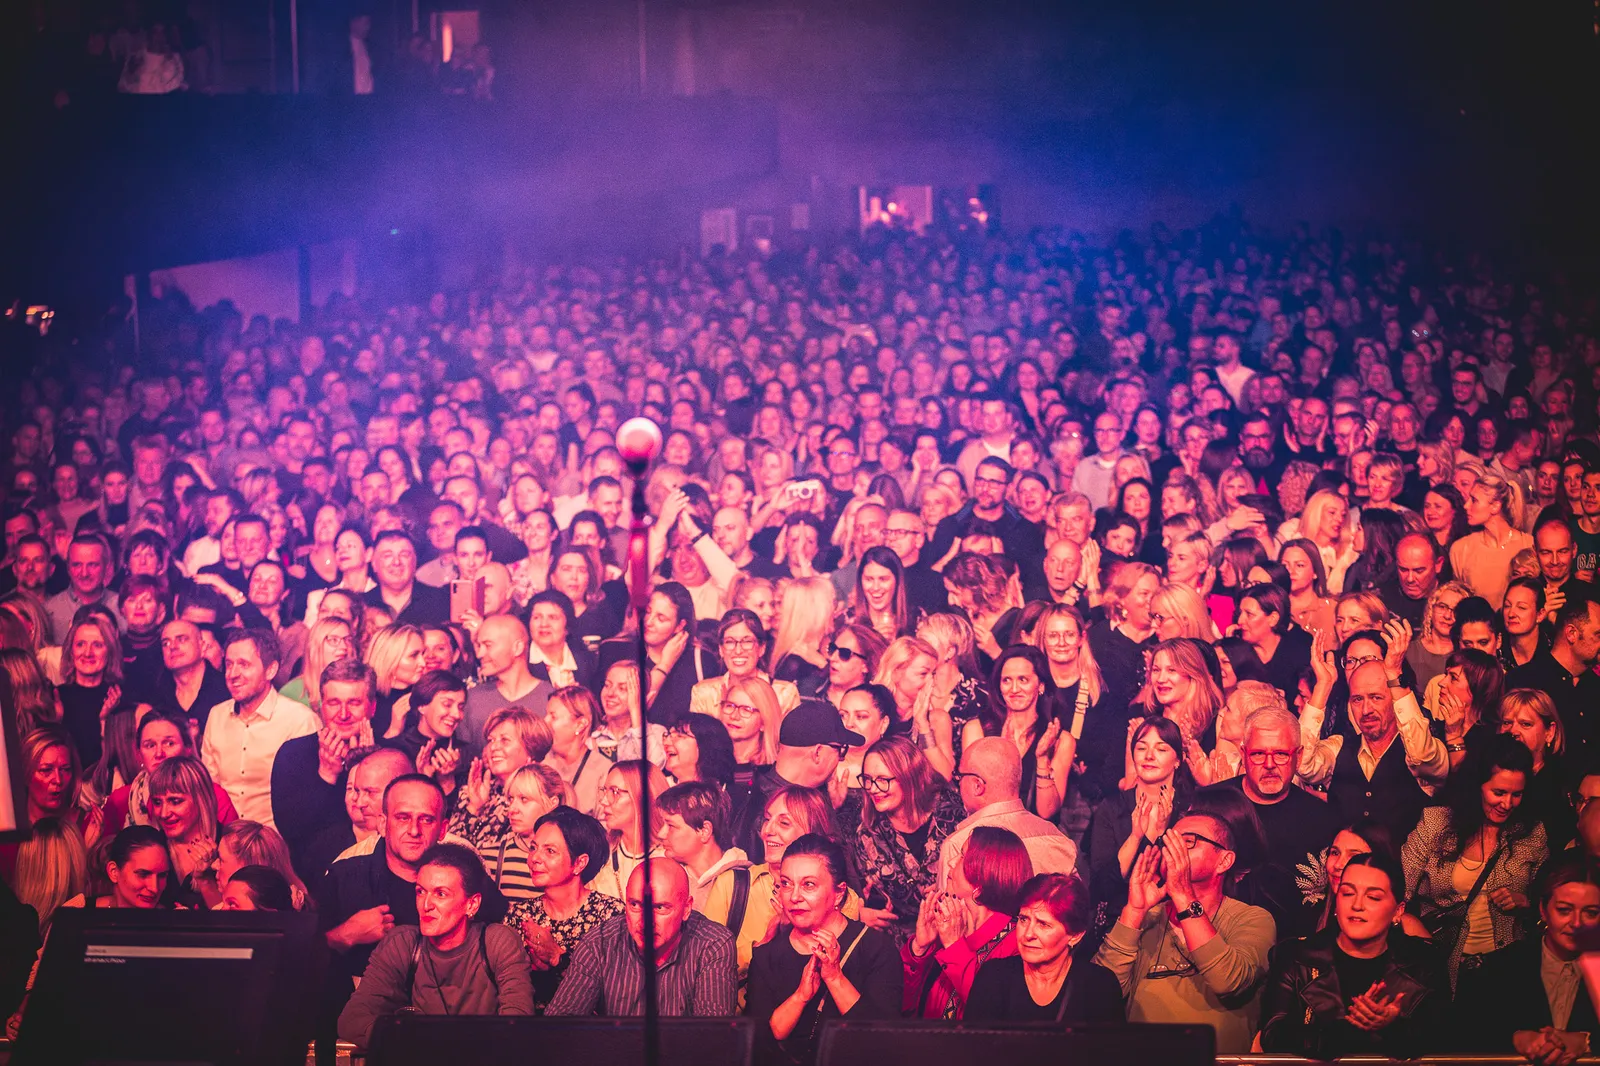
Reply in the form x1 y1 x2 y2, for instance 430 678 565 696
153 618 231 733
462 615 552 747
546 858 737 1017
1383 533 1441 626
1300 657 1449 848
937 736 1078 890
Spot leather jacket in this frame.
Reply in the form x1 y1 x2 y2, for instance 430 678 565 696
1259 927 1448 1061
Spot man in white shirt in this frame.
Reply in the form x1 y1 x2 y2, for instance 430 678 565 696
1212 332 1256 405
938 737 1077 891
200 628 318 828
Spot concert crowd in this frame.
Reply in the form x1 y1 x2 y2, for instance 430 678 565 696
3 217 1600 1064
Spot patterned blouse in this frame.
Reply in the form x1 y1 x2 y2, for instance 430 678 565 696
503 889 625 1008
847 787 966 945
449 780 510 848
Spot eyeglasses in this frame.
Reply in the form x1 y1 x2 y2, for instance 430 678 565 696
974 476 1010 488
1180 831 1227 851
722 637 759 652
596 785 632 802
1343 655 1380 671
949 770 985 787
1149 612 1168 627
857 773 896 792
827 642 861 662
826 742 851 758
885 528 922 539
720 700 761 720
1246 751 1295 767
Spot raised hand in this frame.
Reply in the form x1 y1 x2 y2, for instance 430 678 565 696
1160 827 1196 907
911 892 940 957
99 684 123 721
795 954 823 1000
811 927 844 982
1380 618 1413 674
463 756 490 815
1035 717 1063 762
1124 845 1168 914
317 725 352 784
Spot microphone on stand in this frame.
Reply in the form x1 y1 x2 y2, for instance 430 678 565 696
615 415 662 1066
617 417 663 612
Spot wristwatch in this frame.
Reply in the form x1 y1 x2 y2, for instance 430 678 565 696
1176 900 1205 921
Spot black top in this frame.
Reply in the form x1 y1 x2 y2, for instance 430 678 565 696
363 581 450 626
150 662 232 734
1260 927 1448 1060
1087 622 1148 710
56 682 109 766
746 919 903 1065
1218 777 1341 939
1230 628 1313 709
270 732 347 883
964 954 1126 1025
1453 935 1600 1051
1507 649 1600 764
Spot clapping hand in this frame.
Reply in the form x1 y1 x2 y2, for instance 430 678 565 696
1125 845 1169 914
810 927 844 983
522 920 564 969
463 756 491 815
1345 981 1404 1031
1159 827 1197 907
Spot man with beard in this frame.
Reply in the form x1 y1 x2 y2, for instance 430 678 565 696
1218 706 1339 938
1212 332 1256 405
1239 413 1285 490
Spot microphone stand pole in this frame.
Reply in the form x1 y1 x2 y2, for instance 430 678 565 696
626 451 659 1066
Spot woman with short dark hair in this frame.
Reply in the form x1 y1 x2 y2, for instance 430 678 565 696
1260 852 1448 1058
964 872 1123 1023
746 834 902 1064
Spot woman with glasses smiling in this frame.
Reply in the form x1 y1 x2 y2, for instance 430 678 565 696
688 610 800 720
717 677 783 792
847 734 964 943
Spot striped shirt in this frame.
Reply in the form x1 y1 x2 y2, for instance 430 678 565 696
544 912 738 1017
479 835 540 902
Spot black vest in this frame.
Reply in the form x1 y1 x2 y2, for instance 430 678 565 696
1329 733 1429 847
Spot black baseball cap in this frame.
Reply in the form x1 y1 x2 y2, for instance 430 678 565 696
778 699 864 749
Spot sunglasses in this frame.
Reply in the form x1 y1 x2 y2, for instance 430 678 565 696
827 642 861 662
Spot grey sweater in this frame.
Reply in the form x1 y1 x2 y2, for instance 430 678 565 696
338 923 536 1048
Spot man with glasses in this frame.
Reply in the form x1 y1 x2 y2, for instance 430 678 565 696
1070 412 1128 512
729 700 862 859
884 510 948 616
823 431 863 520
937 737 1077 891
1095 812 1276 1052
1220 705 1339 938
921 456 1048 601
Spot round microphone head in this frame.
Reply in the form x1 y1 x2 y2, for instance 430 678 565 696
616 417 663 466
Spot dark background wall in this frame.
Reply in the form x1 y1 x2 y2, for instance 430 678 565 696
0 0 1595 311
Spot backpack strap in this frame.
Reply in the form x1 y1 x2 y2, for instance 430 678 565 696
727 867 751 938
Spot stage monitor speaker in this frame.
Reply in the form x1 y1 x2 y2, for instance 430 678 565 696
817 1020 1216 1066
367 1015 754 1066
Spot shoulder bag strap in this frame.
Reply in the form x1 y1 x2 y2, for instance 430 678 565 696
727 867 751 937
803 924 873 1044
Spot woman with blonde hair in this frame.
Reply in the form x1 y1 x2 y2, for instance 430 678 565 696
452 706 553 846
1415 439 1456 489
1450 471 1533 609
918 483 963 567
1499 688 1575 849
278 616 354 711
591 758 669 900
481 763 569 902
214 820 310 911
688 610 801 719
728 573 778 635
917 612 990 753
1333 590 1390 645
147 755 221 906
719 677 783 785
768 575 834 688
942 552 1022 660
1296 489 1359 594
364 623 427 738
1133 638 1226 754
0 646 56 736
1409 580 1470 690
1148 583 1218 642
0 594 61 679
13 815 88 933
57 613 122 768
873 635 955 778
